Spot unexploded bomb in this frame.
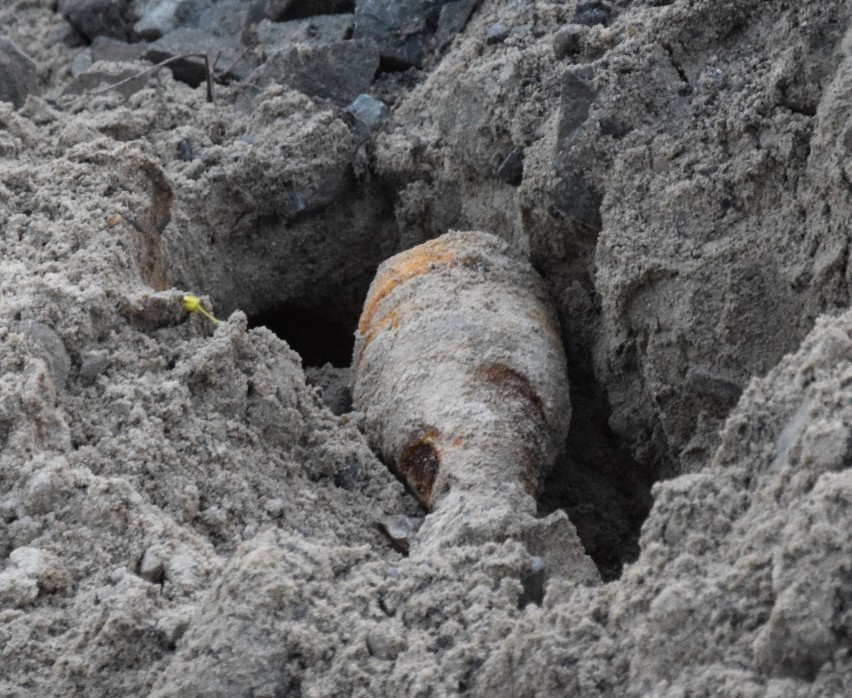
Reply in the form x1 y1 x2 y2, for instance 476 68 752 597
353 229 572 508
353 231 598 582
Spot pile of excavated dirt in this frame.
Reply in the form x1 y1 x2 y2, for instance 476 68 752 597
1 0 850 695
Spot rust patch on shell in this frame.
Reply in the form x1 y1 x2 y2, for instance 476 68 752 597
358 237 456 336
518 444 542 498
476 362 548 424
357 305 404 367
397 427 442 510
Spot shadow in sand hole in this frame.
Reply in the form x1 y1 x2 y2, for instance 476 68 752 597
248 301 356 368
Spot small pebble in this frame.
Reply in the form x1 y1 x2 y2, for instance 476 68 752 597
79 350 109 386
346 94 388 132
571 2 611 27
139 546 166 584
485 22 508 45
70 50 93 78
376 513 424 553
553 25 587 60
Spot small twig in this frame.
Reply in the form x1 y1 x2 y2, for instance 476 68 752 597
86 52 215 103
219 47 250 80
203 52 214 103
210 48 224 73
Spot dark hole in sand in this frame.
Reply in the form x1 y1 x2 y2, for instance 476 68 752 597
248 301 356 368
539 349 658 581
276 0 356 21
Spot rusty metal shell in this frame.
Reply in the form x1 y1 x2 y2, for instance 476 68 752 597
352 231 571 512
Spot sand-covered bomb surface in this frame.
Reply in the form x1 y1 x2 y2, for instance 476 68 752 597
1 0 851 695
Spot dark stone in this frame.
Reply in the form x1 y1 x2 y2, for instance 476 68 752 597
485 22 508 45
354 0 449 69
598 116 631 139
552 168 602 231
254 14 354 50
284 166 356 222
252 40 379 104
333 455 361 489
198 0 265 39
496 147 525 186
176 138 194 161
571 1 611 27
0 37 38 109
435 0 476 49
553 71 603 228
558 70 596 145
266 0 354 21
62 0 134 42
143 28 250 86
552 25 585 59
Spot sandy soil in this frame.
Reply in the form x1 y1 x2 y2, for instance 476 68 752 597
1 0 851 696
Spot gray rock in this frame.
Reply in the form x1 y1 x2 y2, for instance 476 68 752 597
557 70 596 145
496 146 525 186
254 14 354 51
552 71 601 228
435 0 476 49
485 21 508 45
571 1 611 27
15 322 71 390
251 40 379 104
0 37 38 109
198 0 265 39
346 93 387 131
133 0 214 40
79 350 110 386
552 24 586 60
70 50 94 77
176 137 194 161
353 0 440 69
375 513 423 553
91 36 150 63
277 167 357 222
552 168 602 231
63 0 134 41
